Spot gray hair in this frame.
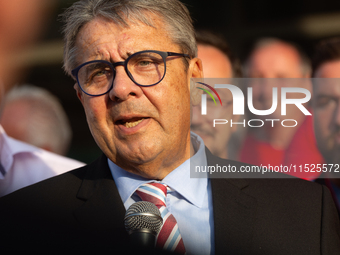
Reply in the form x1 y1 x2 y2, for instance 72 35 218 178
244 37 311 77
2 85 72 155
61 0 196 77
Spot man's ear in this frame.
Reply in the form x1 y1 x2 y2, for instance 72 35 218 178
74 83 84 104
189 57 203 79
188 58 204 106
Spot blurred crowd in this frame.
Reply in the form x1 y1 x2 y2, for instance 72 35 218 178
191 30 340 216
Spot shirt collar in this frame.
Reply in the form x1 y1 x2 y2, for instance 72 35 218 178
109 132 208 208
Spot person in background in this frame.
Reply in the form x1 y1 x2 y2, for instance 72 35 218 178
241 37 323 179
191 29 242 159
195 29 242 78
1 84 72 156
0 0 84 197
0 0 339 254
312 36 340 216
244 38 311 79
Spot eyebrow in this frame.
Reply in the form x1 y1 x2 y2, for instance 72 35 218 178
125 49 154 57
316 94 339 101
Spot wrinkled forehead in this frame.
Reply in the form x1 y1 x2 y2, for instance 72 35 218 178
74 14 175 63
75 10 164 44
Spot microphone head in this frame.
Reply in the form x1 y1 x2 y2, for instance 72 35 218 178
124 201 163 236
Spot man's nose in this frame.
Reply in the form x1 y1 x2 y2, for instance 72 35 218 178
261 80 277 100
108 66 142 102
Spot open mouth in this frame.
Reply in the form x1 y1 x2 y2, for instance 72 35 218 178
117 117 146 128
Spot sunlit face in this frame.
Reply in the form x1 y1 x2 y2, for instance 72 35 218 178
74 15 202 179
247 42 309 120
191 44 236 158
247 43 305 79
196 45 232 78
313 60 340 165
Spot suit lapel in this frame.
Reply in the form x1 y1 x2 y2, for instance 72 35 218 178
73 154 127 237
72 150 258 252
206 149 257 254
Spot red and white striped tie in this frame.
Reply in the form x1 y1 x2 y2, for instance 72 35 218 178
136 182 186 254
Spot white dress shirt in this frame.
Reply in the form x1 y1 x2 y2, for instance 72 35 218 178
0 125 85 197
109 133 214 255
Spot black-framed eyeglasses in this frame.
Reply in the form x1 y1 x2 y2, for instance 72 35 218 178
71 50 191 96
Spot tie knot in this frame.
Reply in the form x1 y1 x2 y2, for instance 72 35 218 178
135 182 186 254
136 182 168 208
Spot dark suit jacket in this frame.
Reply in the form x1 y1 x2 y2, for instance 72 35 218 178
1 150 339 254
315 176 340 219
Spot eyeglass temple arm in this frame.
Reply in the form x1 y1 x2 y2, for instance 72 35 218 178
167 52 191 59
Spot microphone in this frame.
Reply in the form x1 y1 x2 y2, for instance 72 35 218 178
124 201 163 249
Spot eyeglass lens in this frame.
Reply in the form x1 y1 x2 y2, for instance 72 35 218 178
77 51 166 95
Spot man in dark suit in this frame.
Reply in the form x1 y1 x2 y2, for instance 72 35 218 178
1 0 340 254
312 37 340 217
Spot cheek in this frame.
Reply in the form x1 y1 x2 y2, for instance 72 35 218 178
314 112 330 136
82 98 107 127
155 73 190 114
144 65 192 129
222 107 233 119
